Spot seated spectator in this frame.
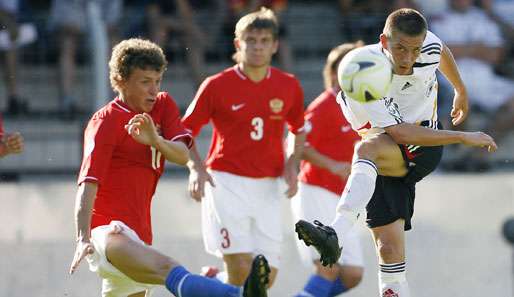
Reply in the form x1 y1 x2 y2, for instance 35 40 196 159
0 0 35 115
141 0 215 87
49 0 123 117
0 114 24 158
432 0 514 171
478 0 514 78
223 0 294 71
338 0 392 44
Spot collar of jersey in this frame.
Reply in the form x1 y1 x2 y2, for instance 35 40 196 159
113 98 135 113
233 64 272 81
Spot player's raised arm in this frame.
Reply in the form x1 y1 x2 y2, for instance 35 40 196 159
125 113 190 165
439 44 469 126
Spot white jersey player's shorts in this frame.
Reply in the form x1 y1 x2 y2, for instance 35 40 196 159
291 182 364 267
203 170 283 268
86 220 154 297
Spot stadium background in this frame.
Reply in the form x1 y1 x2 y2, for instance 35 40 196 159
0 1 513 296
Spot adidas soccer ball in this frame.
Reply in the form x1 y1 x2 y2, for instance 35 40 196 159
337 47 393 103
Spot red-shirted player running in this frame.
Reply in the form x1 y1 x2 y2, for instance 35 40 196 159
182 8 305 288
69 38 270 297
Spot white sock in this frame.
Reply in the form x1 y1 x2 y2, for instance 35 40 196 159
379 262 410 297
331 159 378 246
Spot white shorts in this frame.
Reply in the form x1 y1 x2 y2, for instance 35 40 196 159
87 221 155 297
290 182 364 268
202 170 283 268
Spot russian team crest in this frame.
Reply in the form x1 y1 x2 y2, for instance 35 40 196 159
269 98 284 114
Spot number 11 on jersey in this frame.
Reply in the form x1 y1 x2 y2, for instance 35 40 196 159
150 146 162 169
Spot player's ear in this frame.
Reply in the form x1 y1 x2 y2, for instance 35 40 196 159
233 38 241 51
379 34 388 49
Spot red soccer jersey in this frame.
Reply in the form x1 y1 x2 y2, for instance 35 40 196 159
182 65 304 178
298 88 360 195
78 92 192 244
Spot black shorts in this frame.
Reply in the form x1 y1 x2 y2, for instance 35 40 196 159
366 121 444 231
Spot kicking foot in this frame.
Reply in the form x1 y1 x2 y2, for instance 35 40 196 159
295 220 342 267
242 254 270 297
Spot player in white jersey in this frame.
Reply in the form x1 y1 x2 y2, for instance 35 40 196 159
295 8 497 297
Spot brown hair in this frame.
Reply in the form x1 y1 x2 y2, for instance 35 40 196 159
383 8 427 39
323 41 364 89
109 38 167 92
232 7 279 63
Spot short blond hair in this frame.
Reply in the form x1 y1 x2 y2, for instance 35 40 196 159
109 38 167 92
323 41 364 89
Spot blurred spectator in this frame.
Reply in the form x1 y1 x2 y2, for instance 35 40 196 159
478 0 514 78
0 0 36 115
49 0 123 117
412 0 447 17
338 0 392 44
223 0 293 71
432 0 514 171
141 0 215 87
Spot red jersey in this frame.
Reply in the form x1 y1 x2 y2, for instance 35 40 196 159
182 65 304 178
298 89 360 195
78 92 192 244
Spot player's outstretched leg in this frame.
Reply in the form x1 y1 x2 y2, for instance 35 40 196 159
295 220 342 267
243 254 271 297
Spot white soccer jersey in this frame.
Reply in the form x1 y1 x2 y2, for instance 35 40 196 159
338 31 442 133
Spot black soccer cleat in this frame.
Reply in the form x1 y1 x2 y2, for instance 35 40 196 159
243 254 270 297
295 219 342 267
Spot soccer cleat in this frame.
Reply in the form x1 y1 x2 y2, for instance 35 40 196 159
242 254 270 297
295 220 342 267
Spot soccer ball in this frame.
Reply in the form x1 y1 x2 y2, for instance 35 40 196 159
337 47 393 103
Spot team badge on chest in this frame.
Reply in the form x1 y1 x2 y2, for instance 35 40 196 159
269 98 284 114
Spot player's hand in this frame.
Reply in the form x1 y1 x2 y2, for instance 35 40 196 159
125 113 160 147
329 161 351 180
462 131 498 152
69 239 95 274
188 167 215 202
283 158 299 198
451 90 469 126
4 132 24 154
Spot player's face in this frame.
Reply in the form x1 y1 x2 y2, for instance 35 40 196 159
381 31 425 75
118 68 163 113
235 28 278 68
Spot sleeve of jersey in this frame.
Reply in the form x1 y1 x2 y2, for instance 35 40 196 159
77 116 118 186
181 78 214 136
303 107 322 148
161 94 194 148
418 31 443 66
286 79 305 134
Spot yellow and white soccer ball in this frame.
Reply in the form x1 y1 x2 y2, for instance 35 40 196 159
337 47 393 103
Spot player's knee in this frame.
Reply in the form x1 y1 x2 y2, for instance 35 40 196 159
340 266 364 289
315 262 340 280
376 241 402 262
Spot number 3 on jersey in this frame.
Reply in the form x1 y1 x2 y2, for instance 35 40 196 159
250 117 263 140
